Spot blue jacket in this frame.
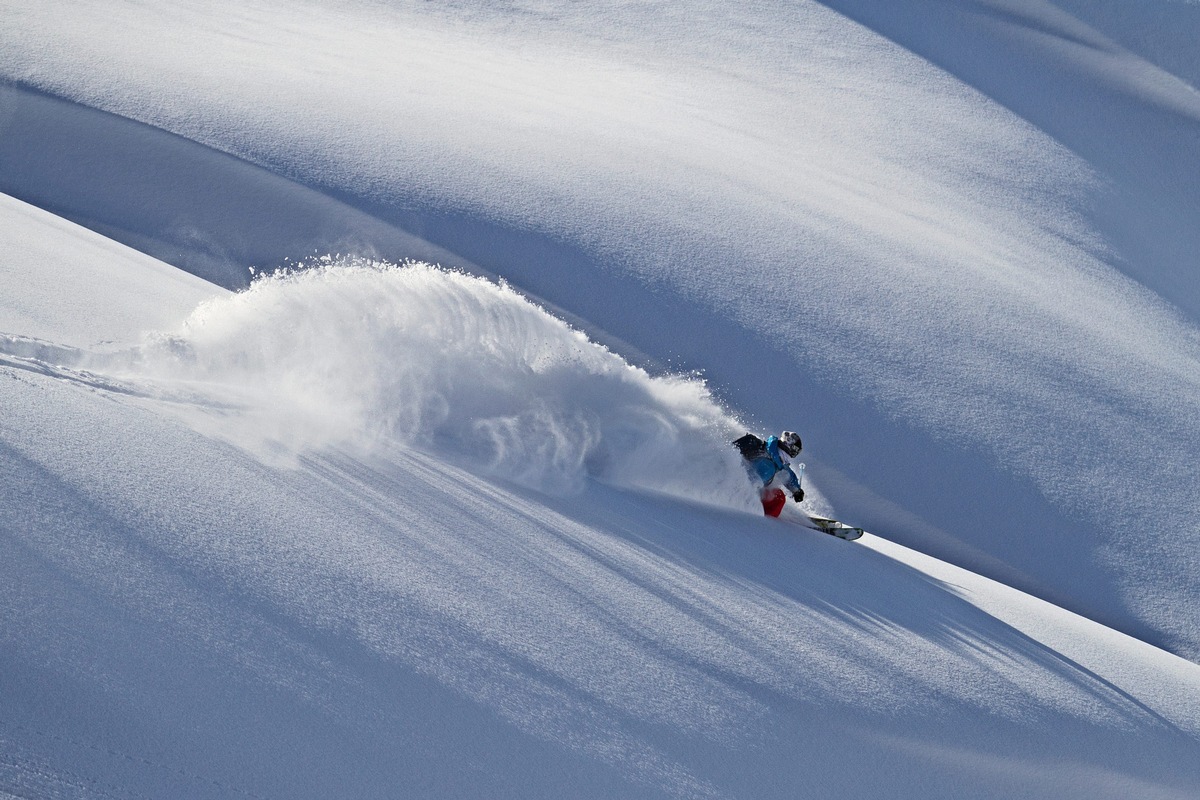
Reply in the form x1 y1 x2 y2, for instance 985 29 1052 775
748 436 802 492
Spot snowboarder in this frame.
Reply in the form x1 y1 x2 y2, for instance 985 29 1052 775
732 431 805 517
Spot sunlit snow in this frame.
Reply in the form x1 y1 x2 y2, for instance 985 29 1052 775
1 1 1199 798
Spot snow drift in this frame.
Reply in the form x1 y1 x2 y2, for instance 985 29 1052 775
101 260 760 510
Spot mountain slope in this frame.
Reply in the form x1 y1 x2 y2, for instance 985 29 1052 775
4 1 1200 796
2 0 1197 657
3 195 1200 798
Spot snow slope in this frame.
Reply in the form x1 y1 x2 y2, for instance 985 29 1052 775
2 0 1200 796
2 198 1199 798
2 0 1198 658
0 193 221 350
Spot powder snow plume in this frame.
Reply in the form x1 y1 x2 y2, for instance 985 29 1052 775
119 259 760 511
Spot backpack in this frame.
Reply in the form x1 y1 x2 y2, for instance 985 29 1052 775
732 433 768 460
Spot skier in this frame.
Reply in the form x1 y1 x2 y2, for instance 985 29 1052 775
732 430 805 517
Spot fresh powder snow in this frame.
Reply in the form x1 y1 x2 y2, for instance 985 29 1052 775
1 1 1199 798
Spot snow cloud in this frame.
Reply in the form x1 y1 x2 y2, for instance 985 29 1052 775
118 260 759 511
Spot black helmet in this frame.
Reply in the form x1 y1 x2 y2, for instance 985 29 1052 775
780 431 802 457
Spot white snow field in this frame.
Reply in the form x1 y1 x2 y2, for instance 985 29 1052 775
2 0 1199 797
3 196 1200 799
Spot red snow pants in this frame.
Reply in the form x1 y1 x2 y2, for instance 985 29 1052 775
761 487 787 518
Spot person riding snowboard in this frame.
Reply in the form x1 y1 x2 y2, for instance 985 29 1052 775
732 430 805 517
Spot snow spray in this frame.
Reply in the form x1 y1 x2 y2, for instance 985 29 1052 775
129 258 760 512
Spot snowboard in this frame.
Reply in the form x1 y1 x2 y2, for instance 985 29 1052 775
795 514 865 541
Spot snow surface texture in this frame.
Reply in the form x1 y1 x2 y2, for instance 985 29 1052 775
0 192 222 349
2 0 1200 797
2 0 1198 658
2 199 1200 798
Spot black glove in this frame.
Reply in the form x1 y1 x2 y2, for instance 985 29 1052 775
792 489 804 503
